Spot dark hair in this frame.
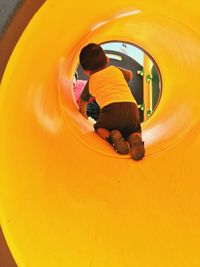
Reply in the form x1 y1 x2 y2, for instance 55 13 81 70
79 43 107 72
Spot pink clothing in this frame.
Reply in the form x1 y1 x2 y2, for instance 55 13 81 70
73 80 94 105
74 80 87 102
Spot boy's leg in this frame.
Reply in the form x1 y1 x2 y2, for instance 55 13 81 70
96 128 129 155
128 132 145 160
96 128 110 141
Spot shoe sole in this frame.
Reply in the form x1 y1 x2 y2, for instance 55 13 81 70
110 130 129 155
129 134 145 160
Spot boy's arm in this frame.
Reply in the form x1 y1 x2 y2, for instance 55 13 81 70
79 81 92 118
118 67 133 83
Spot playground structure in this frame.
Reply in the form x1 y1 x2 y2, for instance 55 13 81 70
75 41 161 122
0 0 200 266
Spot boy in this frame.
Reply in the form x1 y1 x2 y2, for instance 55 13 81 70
79 43 145 160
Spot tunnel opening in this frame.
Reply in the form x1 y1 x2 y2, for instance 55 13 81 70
73 41 162 123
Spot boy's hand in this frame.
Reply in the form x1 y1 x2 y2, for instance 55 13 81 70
128 70 133 80
119 67 133 82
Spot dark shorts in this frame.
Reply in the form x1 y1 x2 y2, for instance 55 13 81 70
94 102 141 140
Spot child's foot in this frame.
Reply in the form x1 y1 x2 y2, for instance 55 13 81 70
110 130 129 155
128 133 145 160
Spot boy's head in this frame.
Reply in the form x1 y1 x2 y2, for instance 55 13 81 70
79 43 108 73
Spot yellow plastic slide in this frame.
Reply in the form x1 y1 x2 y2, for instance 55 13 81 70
0 0 200 266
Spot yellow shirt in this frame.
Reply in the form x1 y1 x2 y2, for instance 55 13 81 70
89 65 136 109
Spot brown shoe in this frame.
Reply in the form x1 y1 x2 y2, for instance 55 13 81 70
110 130 129 155
128 134 145 160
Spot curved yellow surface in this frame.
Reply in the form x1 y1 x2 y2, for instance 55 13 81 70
0 0 200 266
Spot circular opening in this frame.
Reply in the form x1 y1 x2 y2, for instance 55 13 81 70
73 41 162 123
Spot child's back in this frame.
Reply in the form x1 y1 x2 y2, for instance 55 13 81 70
89 65 136 109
